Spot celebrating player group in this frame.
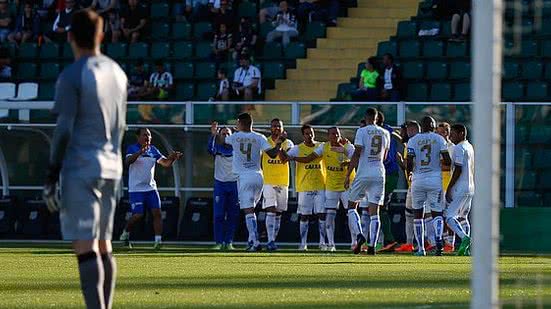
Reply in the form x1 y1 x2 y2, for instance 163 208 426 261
210 108 474 256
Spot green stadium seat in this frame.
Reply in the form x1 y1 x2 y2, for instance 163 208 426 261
542 19 551 35
525 81 548 101
238 1 257 18
173 62 194 79
453 83 471 101
426 61 448 80
402 61 424 79
62 42 73 59
194 62 216 79
534 151 551 169
17 63 37 79
407 83 428 101
151 22 170 40
516 172 537 190
151 2 169 19
18 43 37 59
263 41 282 59
502 82 524 101
396 21 417 38
516 191 542 207
173 41 193 59
399 40 420 58
260 22 275 38
172 22 191 40
542 40 551 57
422 40 444 57
106 43 127 60
521 61 543 80
515 126 529 141
528 125 551 143
515 149 532 168
195 41 213 59
521 40 538 56
151 42 170 59
262 62 285 79
449 61 471 80
305 21 326 42
502 61 519 80
39 43 60 59
220 62 238 76
128 43 148 59
419 20 439 32
193 22 213 39
38 82 56 100
446 42 468 57
376 41 397 57
429 82 451 101
336 82 355 100
545 63 551 80
284 42 306 59
39 63 60 80
196 82 217 100
440 21 451 38
175 82 194 100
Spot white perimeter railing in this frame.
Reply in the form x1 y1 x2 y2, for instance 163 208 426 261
0 100 550 209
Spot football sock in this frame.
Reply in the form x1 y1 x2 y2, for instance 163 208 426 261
460 219 471 237
433 216 444 243
413 219 425 252
77 251 105 309
361 211 370 239
425 217 436 246
446 217 467 239
405 209 415 244
101 253 117 309
300 220 309 246
318 219 326 246
325 210 336 246
369 215 381 247
265 212 276 243
245 213 259 245
274 215 282 239
445 233 456 247
154 235 162 243
347 209 363 238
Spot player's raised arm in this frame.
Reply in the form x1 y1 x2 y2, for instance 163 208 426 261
208 122 219 156
293 142 322 163
157 147 183 168
264 132 287 159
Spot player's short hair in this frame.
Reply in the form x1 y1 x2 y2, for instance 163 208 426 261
70 9 103 50
438 122 451 130
154 59 164 67
451 123 467 137
237 112 252 127
383 53 394 62
271 118 282 124
365 107 378 119
327 126 338 133
301 124 312 134
406 120 420 130
135 127 148 136
376 110 385 126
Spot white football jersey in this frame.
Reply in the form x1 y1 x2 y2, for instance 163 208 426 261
407 132 448 181
225 131 271 175
354 124 390 178
453 140 475 193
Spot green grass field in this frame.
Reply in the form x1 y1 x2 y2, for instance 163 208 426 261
1 244 550 308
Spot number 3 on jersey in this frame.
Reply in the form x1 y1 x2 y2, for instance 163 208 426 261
420 144 432 166
240 142 252 161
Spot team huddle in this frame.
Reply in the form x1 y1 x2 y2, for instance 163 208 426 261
210 108 474 256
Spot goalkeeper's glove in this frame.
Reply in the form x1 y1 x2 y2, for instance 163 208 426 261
43 165 61 213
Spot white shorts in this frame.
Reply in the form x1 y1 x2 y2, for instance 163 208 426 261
348 176 385 206
297 191 325 215
411 181 444 212
359 197 369 208
325 190 349 210
405 188 413 210
262 185 288 212
444 191 473 218
237 173 263 210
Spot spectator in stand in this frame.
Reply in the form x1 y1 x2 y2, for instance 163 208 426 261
0 48 11 79
448 0 470 42
104 10 121 43
233 17 257 60
297 0 338 27
8 2 39 44
266 0 298 48
232 54 261 101
148 60 174 100
352 57 379 102
44 0 76 43
128 59 150 100
212 23 232 66
213 0 235 31
380 53 402 102
258 0 279 24
0 0 13 43
120 0 146 43
213 68 230 101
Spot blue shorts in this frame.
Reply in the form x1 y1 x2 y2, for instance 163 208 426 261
129 190 161 215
